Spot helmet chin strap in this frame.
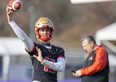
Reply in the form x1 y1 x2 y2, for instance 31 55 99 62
36 35 51 43
40 37 51 42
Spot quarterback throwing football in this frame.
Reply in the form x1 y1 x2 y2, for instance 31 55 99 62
6 5 65 82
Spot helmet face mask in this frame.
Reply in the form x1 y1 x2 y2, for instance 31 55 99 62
34 17 54 42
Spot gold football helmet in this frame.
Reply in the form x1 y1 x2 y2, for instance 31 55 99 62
34 17 54 42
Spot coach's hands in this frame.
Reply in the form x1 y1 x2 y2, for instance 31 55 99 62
33 47 43 63
6 6 14 23
72 69 82 77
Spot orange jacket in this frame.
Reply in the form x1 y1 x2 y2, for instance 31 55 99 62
81 45 108 76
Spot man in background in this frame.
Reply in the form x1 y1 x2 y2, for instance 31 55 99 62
72 35 109 82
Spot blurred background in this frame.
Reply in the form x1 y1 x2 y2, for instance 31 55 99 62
0 0 116 82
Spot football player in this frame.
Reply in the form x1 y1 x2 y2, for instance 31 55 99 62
6 6 65 82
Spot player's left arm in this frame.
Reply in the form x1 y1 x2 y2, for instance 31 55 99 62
33 47 65 72
42 48 65 72
42 57 65 72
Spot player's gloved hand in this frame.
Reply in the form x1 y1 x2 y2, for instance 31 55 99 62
33 47 43 63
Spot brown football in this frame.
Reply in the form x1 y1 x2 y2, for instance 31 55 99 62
8 0 22 11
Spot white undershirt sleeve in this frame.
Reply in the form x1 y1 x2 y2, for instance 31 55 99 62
9 21 34 52
42 57 65 72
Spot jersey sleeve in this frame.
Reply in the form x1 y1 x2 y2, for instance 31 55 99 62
58 48 65 58
25 43 37 56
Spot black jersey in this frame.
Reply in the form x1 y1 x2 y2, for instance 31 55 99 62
26 43 65 82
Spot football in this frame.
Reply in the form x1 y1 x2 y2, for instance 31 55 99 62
8 0 23 11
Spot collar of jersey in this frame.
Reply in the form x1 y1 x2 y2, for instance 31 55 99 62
41 43 52 49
